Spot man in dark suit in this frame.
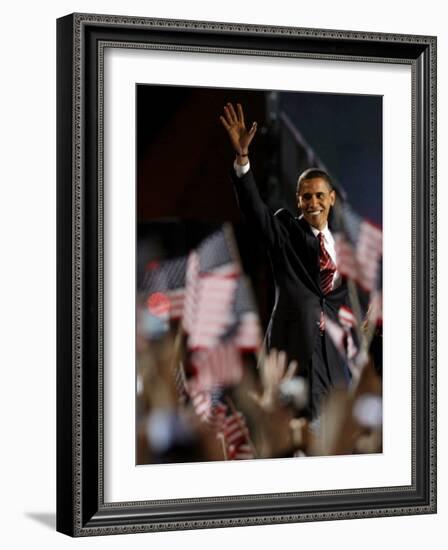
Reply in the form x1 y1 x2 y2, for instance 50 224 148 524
220 102 351 418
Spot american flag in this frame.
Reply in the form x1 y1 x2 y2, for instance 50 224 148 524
196 224 241 277
221 410 248 447
325 305 358 361
143 226 260 353
228 276 263 352
228 443 255 460
189 340 243 392
188 386 228 429
335 204 382 292
141 256 187 319
189 388 213 422
186 276 238 349
182 250 200 334
234 312 262 351
338 305 358 360
188 386 255 460
184 272 262 351
220 410 255 460
183 226 241 349
338 305 357 329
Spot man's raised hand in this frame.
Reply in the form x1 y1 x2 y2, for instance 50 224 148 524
220 102 257 158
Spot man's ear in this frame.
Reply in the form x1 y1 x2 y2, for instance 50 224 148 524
329 189 336 206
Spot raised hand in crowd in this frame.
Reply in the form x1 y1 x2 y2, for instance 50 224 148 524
249 349 298 413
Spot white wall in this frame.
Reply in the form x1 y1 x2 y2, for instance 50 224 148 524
0 1 445 548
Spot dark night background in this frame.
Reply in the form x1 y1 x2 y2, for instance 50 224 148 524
136 85 382 328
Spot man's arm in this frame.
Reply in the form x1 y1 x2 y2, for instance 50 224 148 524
220 102 288 249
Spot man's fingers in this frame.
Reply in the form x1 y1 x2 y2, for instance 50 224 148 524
277 350 287 375
226 102 238 123
219 115 230 131
248 390 262 407
222 105 235 127
262 349 276 386
248 121 257 137
285 360 299 380
265 348 277 373
237 103 245 126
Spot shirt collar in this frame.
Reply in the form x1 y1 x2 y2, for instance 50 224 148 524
310 223 332 240
298 215 333 243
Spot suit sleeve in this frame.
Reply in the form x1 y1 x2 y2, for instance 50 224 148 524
232 169 289 250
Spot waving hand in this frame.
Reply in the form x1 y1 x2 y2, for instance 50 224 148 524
220 102 257 158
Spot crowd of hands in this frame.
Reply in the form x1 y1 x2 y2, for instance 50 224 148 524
137 333 382 464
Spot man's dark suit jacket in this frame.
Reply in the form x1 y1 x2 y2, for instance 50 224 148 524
233 168 349 383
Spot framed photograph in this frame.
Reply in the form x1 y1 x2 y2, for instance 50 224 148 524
57 13 436 536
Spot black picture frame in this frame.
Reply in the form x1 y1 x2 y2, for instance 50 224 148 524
56 13 437 537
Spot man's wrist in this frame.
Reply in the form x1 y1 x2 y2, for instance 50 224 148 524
235 152 250 166
234 158 251 176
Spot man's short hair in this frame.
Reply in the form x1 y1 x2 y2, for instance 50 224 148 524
296 168 333 195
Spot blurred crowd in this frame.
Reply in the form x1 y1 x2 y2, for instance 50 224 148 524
136 224 382 465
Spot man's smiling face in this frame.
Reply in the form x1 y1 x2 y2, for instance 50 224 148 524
297 177 336 231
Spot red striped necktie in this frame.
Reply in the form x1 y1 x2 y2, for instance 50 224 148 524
318 231 336 332
318 232 336 295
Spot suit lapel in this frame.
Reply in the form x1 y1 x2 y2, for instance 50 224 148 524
297 217 320 281
288 217 321 293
